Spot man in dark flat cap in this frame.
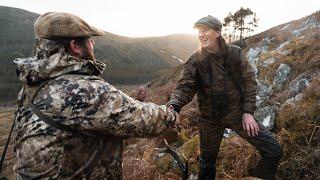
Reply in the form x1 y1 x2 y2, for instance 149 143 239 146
167 15 283 180
12 12 178 179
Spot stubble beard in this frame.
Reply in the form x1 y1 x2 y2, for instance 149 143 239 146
80 44 96 62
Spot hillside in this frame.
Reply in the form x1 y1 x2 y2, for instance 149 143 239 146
0 6 38 104
126 11 320 179
1 10 319 180
0 6 198 104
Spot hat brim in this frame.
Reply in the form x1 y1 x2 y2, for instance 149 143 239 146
194 23 221 31
89 27 105 36
194 23 211 29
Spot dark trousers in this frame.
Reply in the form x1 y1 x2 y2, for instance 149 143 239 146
198 118 283 180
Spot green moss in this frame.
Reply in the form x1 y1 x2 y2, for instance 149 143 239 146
155 153 173 174
176 129 189 145
155 134 200 175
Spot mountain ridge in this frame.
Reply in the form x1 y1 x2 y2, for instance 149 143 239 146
0 5 198 103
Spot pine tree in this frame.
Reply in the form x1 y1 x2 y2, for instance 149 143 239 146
223 7 258 43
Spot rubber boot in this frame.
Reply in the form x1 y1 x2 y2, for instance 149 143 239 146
198 154 218 180
198 166 216 180
249 158 280 180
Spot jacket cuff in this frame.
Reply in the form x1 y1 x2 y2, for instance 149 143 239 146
166 101 181 113
242 110 254 115
242 103 255 115
165 108 177 127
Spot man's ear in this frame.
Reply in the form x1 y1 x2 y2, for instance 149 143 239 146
215 30 221 38
69 40 81 56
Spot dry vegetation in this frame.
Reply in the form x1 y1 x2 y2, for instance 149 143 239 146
276 77 320 179
1 11 319 180
1 69 319 180
126 12 320 179
0 108 15 180
129 75 320 179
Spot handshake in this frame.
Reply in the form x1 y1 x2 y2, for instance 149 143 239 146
166 104 180 130
133 85 180 129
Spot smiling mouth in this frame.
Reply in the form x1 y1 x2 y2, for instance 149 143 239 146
200 40 208 45
200 38 208 44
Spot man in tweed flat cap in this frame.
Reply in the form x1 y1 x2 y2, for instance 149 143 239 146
167 15 283 180
13 12 178 179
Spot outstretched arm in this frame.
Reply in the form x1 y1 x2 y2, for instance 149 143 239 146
36 75 177 138
167 58 198 113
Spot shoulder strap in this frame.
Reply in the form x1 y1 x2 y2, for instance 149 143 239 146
29 76 107 138
29 76 124 178
30 78 106 178
30 76 121 178
0 75 116 178
30 79 88 137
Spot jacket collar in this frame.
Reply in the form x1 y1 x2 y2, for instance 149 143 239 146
13 38 106 85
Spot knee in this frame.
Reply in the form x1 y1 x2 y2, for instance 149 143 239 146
260 140 283 161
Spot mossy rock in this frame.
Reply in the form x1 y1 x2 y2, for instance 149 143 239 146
155 134 200 175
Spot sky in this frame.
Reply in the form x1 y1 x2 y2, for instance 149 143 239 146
0 0 319 37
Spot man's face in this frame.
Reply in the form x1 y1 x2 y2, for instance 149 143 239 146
78 38 96 61
197 25 220 51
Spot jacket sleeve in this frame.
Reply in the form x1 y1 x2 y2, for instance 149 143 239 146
35 76 176 138
167 57 198 112
240 49 257 115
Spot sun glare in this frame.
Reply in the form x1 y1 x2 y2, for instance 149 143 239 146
0 0 319 37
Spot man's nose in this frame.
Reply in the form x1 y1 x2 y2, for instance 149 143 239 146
198 31 204 37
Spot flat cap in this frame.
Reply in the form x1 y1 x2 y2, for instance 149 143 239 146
194 15 222 31
34 12 105 38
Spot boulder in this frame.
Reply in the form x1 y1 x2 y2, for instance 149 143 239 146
292 17 320 37
247 47 261 62
262 57 275 67
280 50 291 56
258 81 273 97
281 93 304 109
255 95 263 108
247 47 261 77
289 78 309 96
273 63 291 90
254 106 276 129
260 37 271 52
255 80 273 108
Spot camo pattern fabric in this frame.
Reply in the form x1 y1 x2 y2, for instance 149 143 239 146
13 38 176 179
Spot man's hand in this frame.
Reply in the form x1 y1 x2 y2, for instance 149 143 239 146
168 105 180 130
242 113 260 137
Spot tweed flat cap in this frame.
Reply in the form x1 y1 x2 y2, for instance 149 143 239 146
34 12 105 38
194 15 222 31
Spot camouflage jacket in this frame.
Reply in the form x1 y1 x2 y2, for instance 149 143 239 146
168 44 257 122
13 38 176 179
